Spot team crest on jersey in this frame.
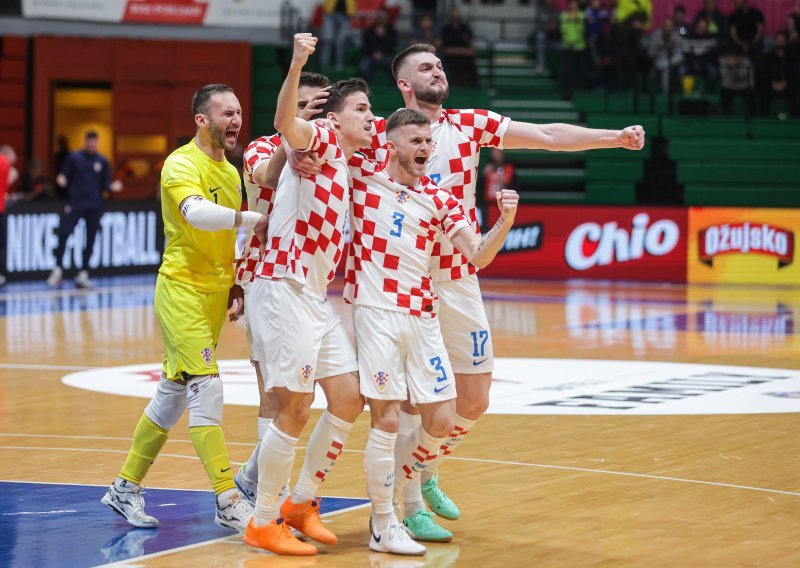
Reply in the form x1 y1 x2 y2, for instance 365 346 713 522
373 371 389 392
200 347 214 365
300 364 313 385
396 190 409 204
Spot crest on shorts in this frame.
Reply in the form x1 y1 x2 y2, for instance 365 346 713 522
373 371 389 392
396 190 409 204
200 347 213 365
300 364 313 386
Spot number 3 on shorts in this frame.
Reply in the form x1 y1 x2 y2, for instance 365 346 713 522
429 356 448 383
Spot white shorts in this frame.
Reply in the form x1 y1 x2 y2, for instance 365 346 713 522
354 305 457 405
243 291 258 364
436 274 494 374
248 278 358 393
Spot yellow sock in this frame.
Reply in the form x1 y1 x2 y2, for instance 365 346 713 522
191 425 236 495
120 414 169 485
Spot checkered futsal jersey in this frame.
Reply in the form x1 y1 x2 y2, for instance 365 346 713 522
363 109 510 282
256 123 349 300
236 133 282 286
344 154 470 318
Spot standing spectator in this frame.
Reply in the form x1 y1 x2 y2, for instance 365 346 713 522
47 131 122 289
532 0 562 74
720 50 755 114
321 0 355 71
612 0 652 89
787 14 800 58
561 0 589 96
693 0 728 50
440 6 478 87
648 16 684 92
585 0 610 59
18 157 55 201
729 0 764 57
359 7 398 83
674 5 690 38
760 32 800 116
482 149 518 203
0 145 19 287
684 17 720 93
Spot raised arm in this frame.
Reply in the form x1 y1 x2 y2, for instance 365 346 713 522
274 33 317 151
502 120 645 152
449 189 519 269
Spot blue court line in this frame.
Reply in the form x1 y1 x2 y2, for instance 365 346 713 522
0 481 368 567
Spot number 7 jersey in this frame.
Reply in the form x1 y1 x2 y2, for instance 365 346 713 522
345 154 470 318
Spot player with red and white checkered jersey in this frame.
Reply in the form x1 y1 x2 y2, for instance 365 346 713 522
373 43 646 541
231 72 331 511
243 34 372 557
349 108 518 555
345 153 470 319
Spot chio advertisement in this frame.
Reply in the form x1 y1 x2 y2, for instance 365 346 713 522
481 205 688 282
4 200 164 281
688 207 800 286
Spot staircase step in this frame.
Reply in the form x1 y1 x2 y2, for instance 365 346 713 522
492 99 573 109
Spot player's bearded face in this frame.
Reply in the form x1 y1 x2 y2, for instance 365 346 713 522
396 124 431 179
206 92 242 151
408 54 449 104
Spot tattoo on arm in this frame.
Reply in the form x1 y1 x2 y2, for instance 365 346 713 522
477 216 505 254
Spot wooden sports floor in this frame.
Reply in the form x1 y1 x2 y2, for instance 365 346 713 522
1 275 798 567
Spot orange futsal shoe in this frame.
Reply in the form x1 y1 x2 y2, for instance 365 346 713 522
243 517 317 556
279 496 338 546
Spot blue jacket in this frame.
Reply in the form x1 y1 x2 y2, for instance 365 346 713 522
61 149 110 207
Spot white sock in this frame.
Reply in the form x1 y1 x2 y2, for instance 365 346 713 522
291 410 354 504
420 413 477 484
253 423 298 526
394 425 446 501
395 411 423 516
243 417 273 485
365 428 397 531
216 487 238 508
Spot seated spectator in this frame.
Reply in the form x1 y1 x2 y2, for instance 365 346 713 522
321 0 355 71
532 0 562 74
760 31 800 116
684 17 720 92
720 50 755 114
412 0 438 30
359 7 398 83
440 6 478 87
482 149 518 202
674 5 690 38
561 0 590 96
729 0 764 57
648 16 684 92
410 14 439 47
694 0 728 50
787 14 800 58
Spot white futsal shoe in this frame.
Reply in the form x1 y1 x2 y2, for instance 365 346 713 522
101 480 159 529
369 515 427 556
215 490 255 532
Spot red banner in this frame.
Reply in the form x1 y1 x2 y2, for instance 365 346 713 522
480 205 688 282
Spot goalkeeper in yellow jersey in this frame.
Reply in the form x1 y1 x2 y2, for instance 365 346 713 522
102 84 267 532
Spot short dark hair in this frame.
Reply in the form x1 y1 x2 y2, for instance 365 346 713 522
319 78 369 115
674 4 686 15
191 83 234 116
392 43 437 80
386 108 429 135
299 72 330 90
85 130 99 140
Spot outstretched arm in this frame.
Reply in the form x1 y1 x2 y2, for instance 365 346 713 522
449 189 519 269
274 33 317 151
503 120 645 152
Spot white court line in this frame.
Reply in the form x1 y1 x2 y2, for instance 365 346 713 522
0 363 97 371
2 434 798 498
102 535 237 568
